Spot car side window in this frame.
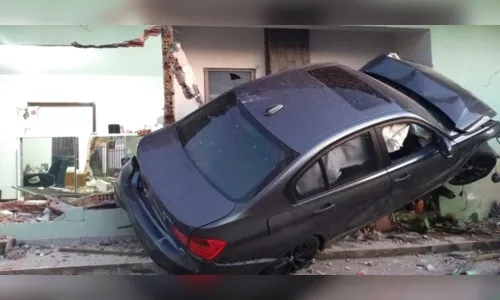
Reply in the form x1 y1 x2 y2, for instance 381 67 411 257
296 162 325 197
321 133 379 188
381 122 437 163
295 132 379 198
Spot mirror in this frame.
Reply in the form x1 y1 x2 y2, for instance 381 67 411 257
439 138 453 158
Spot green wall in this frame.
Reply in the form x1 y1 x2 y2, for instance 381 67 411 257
430 25 500 220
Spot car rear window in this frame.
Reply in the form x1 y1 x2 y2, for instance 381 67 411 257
177 91 298 203
307 66 392 111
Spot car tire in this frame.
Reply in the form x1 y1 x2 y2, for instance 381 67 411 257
260 236 320 275
449 143 497 186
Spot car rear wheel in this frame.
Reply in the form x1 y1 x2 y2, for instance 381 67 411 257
261 236 320 275
449 143 497 186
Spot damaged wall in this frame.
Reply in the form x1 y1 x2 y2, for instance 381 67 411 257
173 26 266 119
0 26 165 199
429 25 500 221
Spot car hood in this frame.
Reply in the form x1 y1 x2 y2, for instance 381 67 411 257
135 125 235 229
361 54 496 132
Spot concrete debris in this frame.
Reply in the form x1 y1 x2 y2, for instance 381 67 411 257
365 231 383 241
5 247 27 260
58 246 148 257
69 192 115 209
448 251 472 260
363 260 375 267
0 236 15 256
0 192 117 226
425 264 436 271
35 248 54 256
36 213 50 222
0 210 13 217
356 232 365 241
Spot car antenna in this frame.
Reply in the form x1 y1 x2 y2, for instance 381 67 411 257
264 104 284 116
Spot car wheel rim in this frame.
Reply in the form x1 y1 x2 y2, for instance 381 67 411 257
452 156 493 185
269 240 318 275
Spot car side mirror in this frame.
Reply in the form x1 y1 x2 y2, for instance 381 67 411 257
439 138 454 159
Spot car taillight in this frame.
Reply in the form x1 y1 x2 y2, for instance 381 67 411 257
172 226 227 262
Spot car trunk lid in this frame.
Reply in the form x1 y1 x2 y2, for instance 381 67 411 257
135 125 236 236
361 54 496 132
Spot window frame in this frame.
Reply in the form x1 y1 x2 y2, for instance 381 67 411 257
204 68 256 102
373 117 448 168
287 127 386 203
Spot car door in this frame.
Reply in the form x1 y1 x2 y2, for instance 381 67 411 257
375 119 461 212
290 129 392 241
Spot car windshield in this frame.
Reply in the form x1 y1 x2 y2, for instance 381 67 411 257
177 92 297 203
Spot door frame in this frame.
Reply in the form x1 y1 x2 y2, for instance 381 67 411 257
27 102 96 133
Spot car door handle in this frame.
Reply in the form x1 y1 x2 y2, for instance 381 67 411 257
393 173 411 182
313 203 336 214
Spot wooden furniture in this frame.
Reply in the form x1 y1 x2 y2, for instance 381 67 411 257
64 172 87 188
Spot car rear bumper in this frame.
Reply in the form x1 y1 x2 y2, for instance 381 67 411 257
114 161 269 275
115 163 200 274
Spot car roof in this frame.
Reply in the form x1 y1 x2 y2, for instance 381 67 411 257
235 62 428 153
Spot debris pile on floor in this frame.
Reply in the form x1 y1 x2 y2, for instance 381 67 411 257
0 191 117 225
351 186 500 244
0 236 145 263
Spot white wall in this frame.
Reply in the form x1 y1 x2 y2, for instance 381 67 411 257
310 29 432 69
310 30 397 69
394 30 432 66
174 26 266 119
0 74 165 199
0 32 166 199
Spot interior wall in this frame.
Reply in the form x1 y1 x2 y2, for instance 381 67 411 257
0 29 165 199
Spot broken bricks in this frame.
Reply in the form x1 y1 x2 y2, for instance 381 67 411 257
0 201 46 214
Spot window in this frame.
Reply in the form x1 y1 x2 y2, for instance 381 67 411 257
295 133 379 198
381 122 437 163
177 91 298 203
296 162 325 196
204 68 256 102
